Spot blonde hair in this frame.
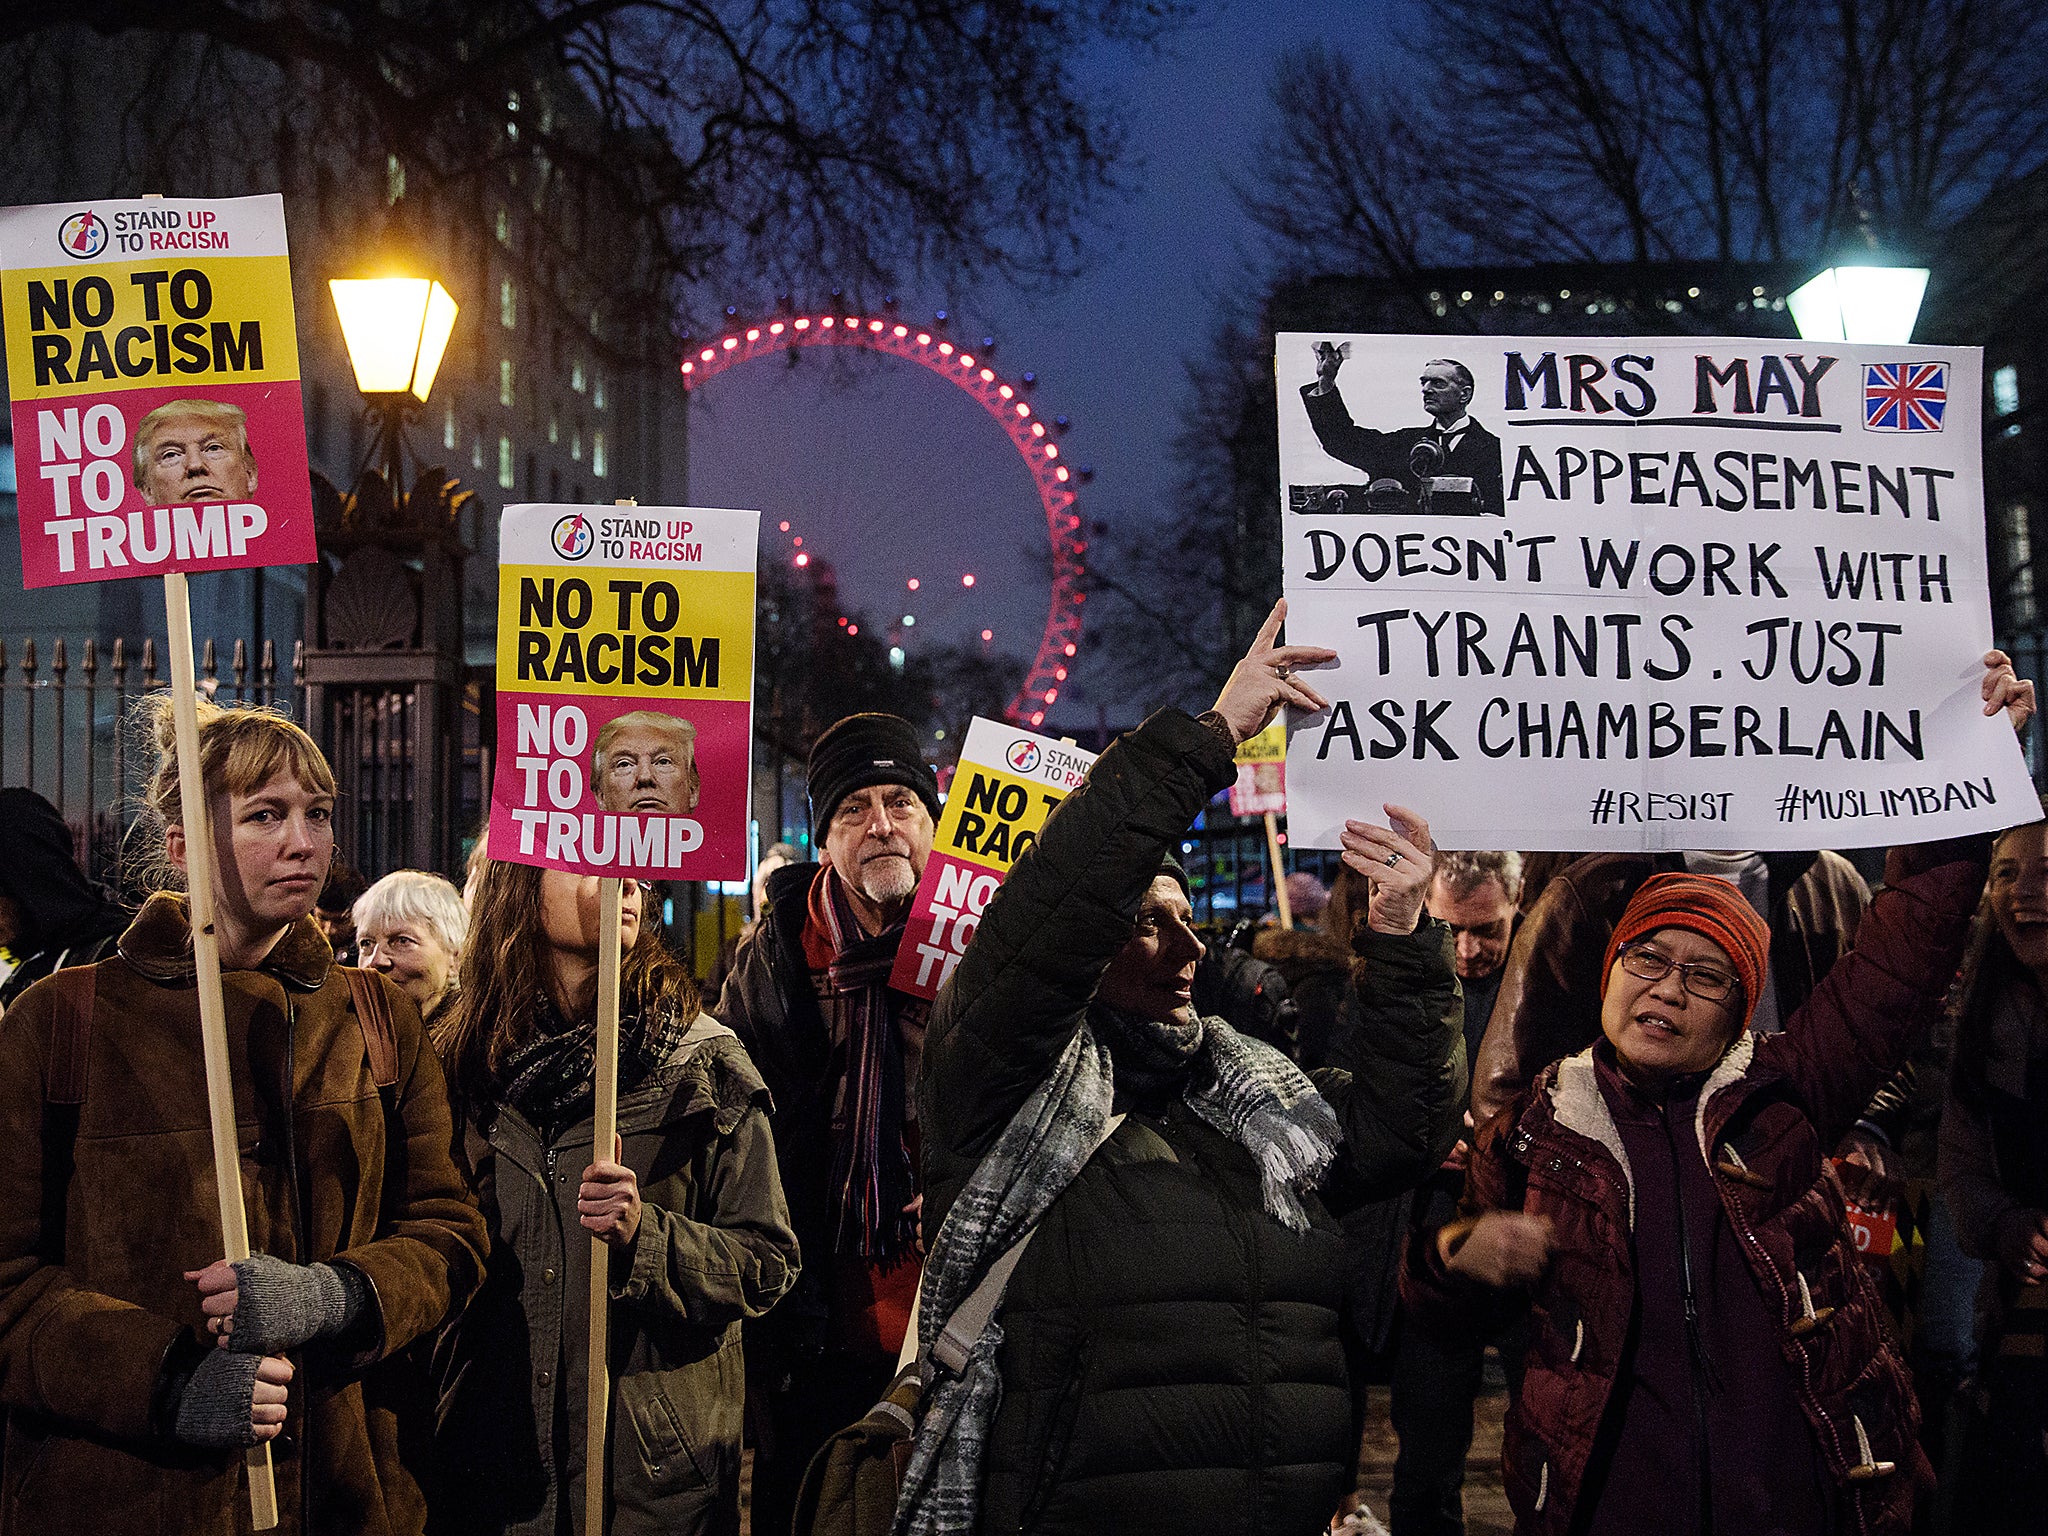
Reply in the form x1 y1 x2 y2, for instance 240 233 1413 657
131 398 254 490
139 695 335 887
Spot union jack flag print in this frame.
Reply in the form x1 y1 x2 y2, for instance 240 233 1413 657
1864 362 1947 432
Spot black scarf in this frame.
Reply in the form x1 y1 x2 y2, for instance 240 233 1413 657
501 990 693 1136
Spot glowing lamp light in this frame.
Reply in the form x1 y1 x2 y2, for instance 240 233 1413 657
746 328 760 341
681 362 694 374
795 317 811 330
837 616 848 627
848 623 858 635
1031 422 1046 437
846 315 860 327
793 536 803 546
702 348 715 360
893 324 908 338
1017 403 1031 417
822 316 836 328
795 552 810 567
1788 264 1929 344
938 342 954 355
1063 643 1076 656
1055 667 1067 681
1045 444 1058 458
980 369 995 382
722 336 738 350
907 578 921 591
999 385 1014 399
329 277 459 402
1055 467 1070 482
916 333 931 346
981 629 994 642
869 320 884 333
961 573 976 588
770 322 785 335
778 520 790 531
1043 689 1057 703
960 355 975 368
1031 712 1045 726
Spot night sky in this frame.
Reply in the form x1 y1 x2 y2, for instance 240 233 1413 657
685 1 1411 729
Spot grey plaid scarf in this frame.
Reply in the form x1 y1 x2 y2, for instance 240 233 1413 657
892 1008 1340 1536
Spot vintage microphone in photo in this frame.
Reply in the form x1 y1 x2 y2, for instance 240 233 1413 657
1409 434 1443 514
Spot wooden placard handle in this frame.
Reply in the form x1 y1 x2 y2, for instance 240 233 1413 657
165 572 280 1529
1264 812 1293 931
584 875 624 1534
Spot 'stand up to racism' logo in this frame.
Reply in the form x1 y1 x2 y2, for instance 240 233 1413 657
551 512 594 560
57 210 108 259
1006 740 1042 774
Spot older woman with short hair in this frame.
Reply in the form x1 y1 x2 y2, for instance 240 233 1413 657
356 870 469 1025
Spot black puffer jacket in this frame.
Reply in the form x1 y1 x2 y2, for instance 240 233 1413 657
921 709 1466 1536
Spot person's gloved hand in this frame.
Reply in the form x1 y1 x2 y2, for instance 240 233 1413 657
185 1255 364 1354
173 1349 292 1448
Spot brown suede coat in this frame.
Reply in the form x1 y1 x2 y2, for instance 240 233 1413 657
0 894 489 1535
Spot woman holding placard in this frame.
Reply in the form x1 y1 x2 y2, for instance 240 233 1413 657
0 699 488 1536
429 863 798 1536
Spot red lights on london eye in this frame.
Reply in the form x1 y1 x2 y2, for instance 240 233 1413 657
679 307 1088 724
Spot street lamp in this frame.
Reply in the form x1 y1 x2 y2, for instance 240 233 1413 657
1787 264 1929 345
329 277 459 486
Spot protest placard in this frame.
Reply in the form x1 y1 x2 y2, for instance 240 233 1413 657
1229 719 1288 817
0 194 315 586
890 718 1097 1000
488 502 759 881
1277 332 2036 851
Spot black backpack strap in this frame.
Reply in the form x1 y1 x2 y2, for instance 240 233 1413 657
344 968 402 1089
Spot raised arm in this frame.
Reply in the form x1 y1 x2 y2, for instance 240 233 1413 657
921 601 1334 1219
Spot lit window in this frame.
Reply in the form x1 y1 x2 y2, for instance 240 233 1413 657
1994 365 2021 417
500 280 516 329
548 415 560 445
499 359 515 408
495 207 510 245
471 435 484 471
443 404 457 450
385 155 405 205
571 426 582 461
592 431 607 478
572 359 586 393
593 374 605 410
498 436 515 490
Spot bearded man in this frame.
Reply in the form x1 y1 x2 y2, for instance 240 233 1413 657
713 712 939 1536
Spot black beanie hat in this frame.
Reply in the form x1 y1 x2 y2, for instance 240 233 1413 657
808 713 942 828
1158 851 1191 899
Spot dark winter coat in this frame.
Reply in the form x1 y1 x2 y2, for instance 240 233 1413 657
921 708 1466 1536
0 894 489 1536
712 860 861 1358
1405 837 1988 1536
430 1015 798 1536
0 788 129 1012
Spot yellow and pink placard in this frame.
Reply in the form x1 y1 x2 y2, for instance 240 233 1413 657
890 718 1097 1001
488 503 760 881
1 194 316 586
1228 719 1287 816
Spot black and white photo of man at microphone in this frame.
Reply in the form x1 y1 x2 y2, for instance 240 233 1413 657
1298 343 1506 515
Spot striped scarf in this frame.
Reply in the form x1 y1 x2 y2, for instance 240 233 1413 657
808 866 923 1259
893 1008 1340 1536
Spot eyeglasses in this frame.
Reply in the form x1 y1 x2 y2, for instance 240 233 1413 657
1616 943 1738 1003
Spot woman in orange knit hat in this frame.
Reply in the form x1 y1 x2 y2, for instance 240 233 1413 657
1403 658 2033 1536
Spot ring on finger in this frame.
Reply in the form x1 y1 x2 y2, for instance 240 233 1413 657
1384 852 1401 867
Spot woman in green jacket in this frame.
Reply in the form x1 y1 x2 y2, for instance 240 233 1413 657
429 864 799 1536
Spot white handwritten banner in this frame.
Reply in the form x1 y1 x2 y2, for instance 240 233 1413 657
1277 332 2035 851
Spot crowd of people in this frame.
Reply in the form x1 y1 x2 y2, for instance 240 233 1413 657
0 602 2040 1536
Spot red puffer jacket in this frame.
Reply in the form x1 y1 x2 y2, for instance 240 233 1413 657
1407 836 1989 1536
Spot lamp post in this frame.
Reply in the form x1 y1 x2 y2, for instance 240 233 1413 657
329 276 460 487
305 273 473 877
1787 263 1929 345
